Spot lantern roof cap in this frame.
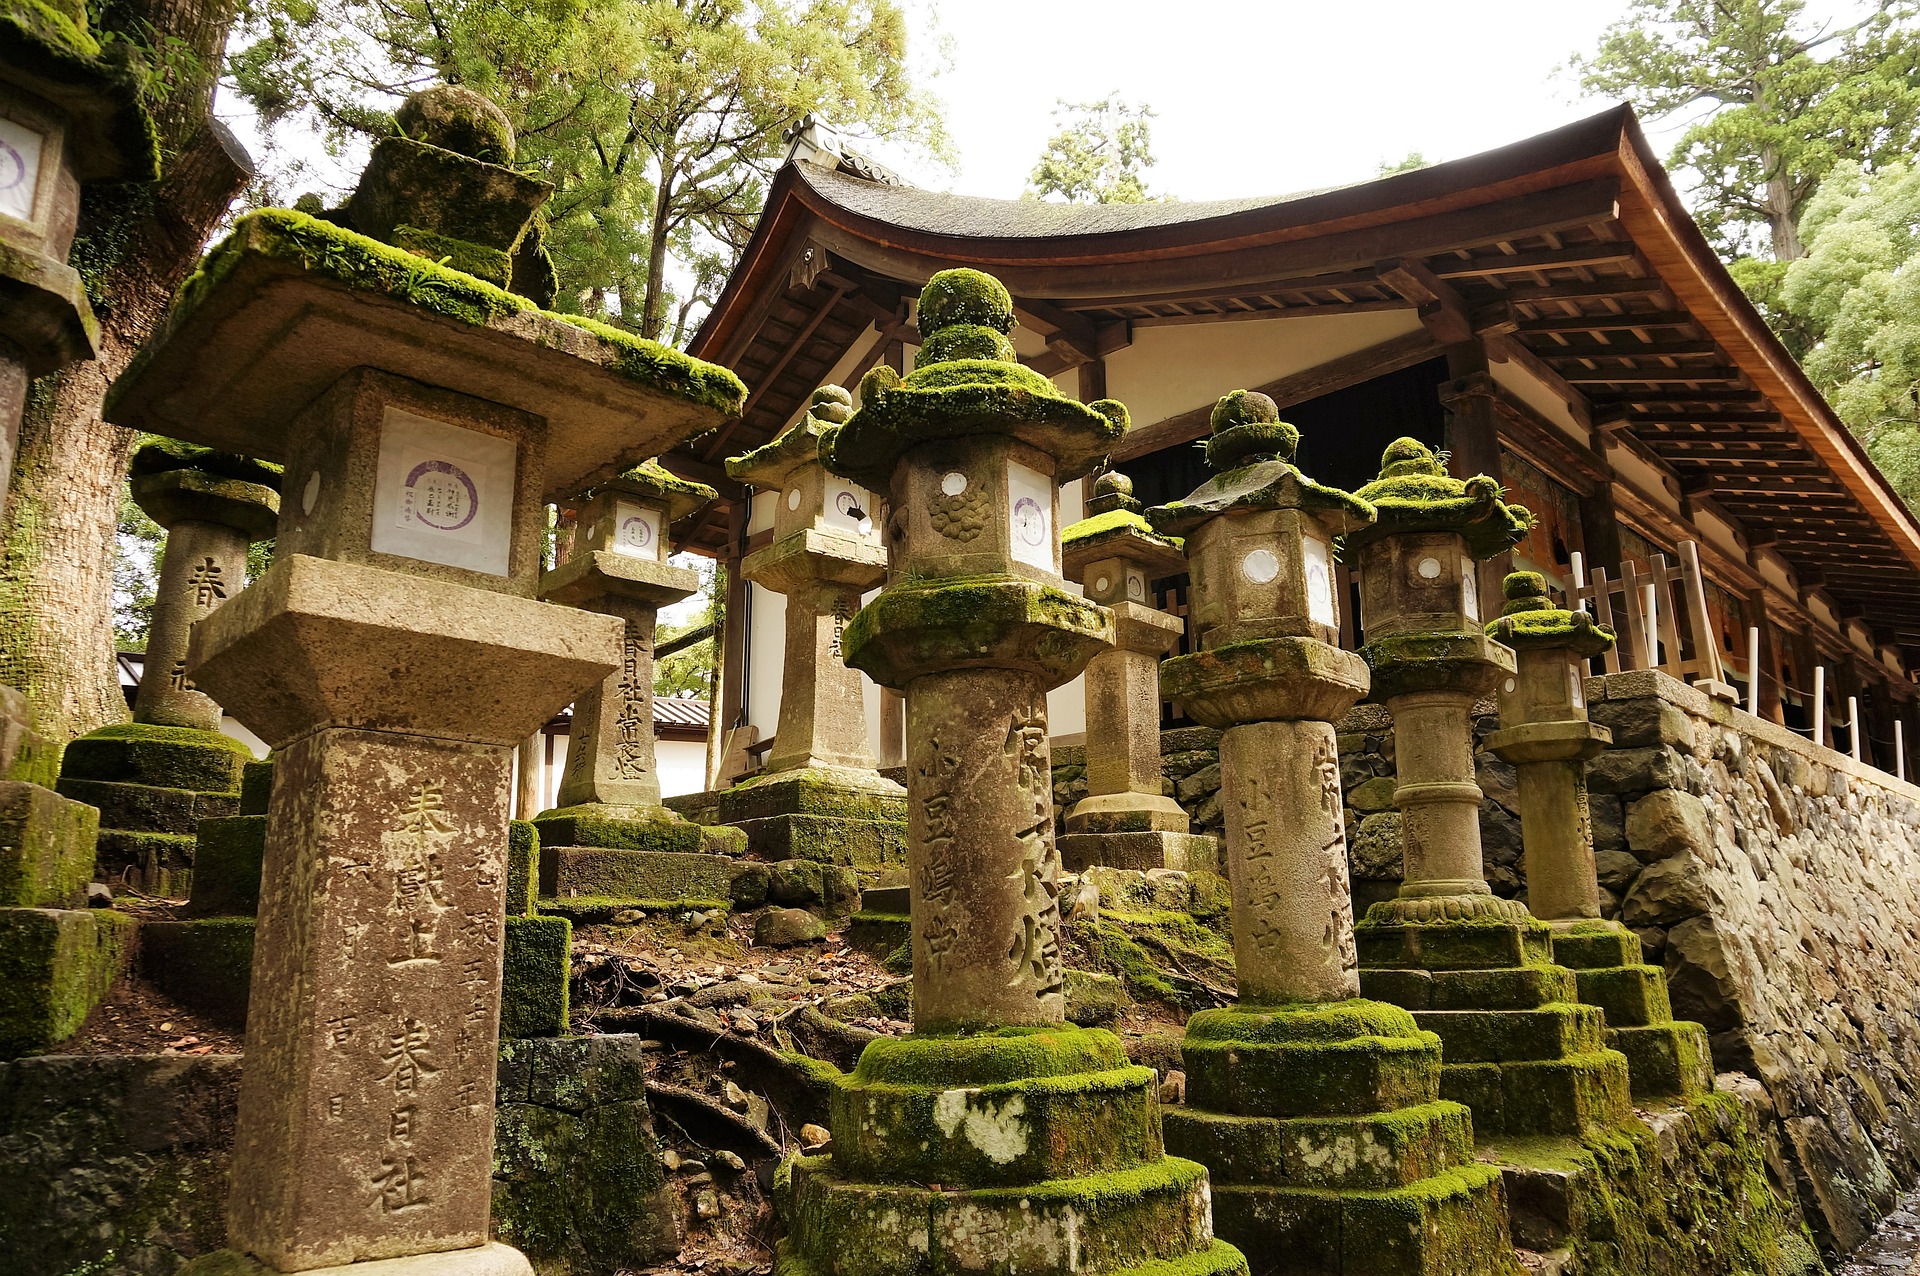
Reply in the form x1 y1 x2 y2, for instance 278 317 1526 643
1061 507 1186 581
728 385 851 487
586 459 716 524
823 269 1126 490
1146 458 1374 539
1485 571 1615 655
1346 437 1533 561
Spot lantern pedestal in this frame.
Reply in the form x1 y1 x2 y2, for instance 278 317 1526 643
1147 396 1513 1274
1485 575 1712 1103
778 268 1243 1276
1059 489 1216 873
1344 443 1631 1141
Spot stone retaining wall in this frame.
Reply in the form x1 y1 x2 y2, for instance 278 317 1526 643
1055 672 1920 1254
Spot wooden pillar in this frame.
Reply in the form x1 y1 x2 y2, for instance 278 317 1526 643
1577 479 1626 577
1869 672 1900 772
713 496 752 788
1442 344 1509 621
1746 591 1783 723
1077 358 1107 404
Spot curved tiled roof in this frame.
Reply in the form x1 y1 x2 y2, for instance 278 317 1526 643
794 162 1352 240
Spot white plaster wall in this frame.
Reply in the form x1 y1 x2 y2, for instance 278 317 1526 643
744 580 786 745
1491 357 1585 442
657 738 708 798
1102 311 1423 427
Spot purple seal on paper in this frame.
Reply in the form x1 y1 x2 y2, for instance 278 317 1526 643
621 515 654 548
404 458 479 531
1013 496 1046 546
0 140 28 195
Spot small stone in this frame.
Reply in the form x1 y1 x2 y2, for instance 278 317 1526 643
730 1013 759 1034
800 1123 831 1150
679 1158 708 1176
723 1080 749 1108
715 1150 746 1171
1626 789 1712 862
1159 1070 1186 1105
694 1189 721 1219
1346 775 1397 813
612 908 644 924
662 1149 681 1171
755 907 827 947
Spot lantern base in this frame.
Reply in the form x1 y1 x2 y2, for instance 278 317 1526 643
1058 830 1220 875
778 1024 1247 1276
1549 920 1715 1103
1356 908 1635 1139
1165 1001 1515 1276
177 1244 532 1276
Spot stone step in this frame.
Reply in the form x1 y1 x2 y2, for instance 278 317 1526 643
1355 914 1555 971
1573 964 1672 1027
832 1062 1162 1186
1059 830 1219 874
1414 1004 1608 1063
860 884 910 914
1183 1032 1441 1119
1207 1160 1511 1276
844 912 908 962
540 845 735 903
785 1156 1215 1276
1608 1021 1714 1103
1361 961 1577 1011
732 813 905 869
1163 1099 1476 1192
55 777 238 835
59 724 249 794
141 917 255 1029
532 806 742 857
184 816 265 918
1549 923 1642 970
0 908 135 1057
94 829 196 896
1441 1049 1634 1139
0 782 99 909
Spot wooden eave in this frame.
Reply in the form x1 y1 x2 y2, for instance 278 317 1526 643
682 107 1920 656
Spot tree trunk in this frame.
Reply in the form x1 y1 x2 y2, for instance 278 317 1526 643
0 0 249 742
641 162 675 342
1766 166 1804 260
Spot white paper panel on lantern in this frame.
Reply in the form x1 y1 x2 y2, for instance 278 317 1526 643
612 500 661 559
1007 462 1053 571
1460 557 1480 623
824 479 873 536
371 407 517 575
1304 536 1338 629
0 114 46 223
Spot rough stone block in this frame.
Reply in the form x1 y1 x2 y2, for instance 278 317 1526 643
540 845 733 903
59 724 249 794
1415 1005 1606 1064
94 828 196 894
501 914 571 1038
1346 812 1404 880
1625 789 1711 862
0 909 133 1058
1355 916 1547 971
1162 1100 1474 1192
493 1034 680 1273
1183 1034 1440 1119
0 782 97 909
1608 1021 1714 1102
1589 696 1696 749
1058 829 1219 874
186 815 266 917
1586 746 1686 796
844 911 910 960
735 812 905 869
1620 853 1710 927
505 819 537 917
1487 1051 1633 1138
1550 924 1643 971
55 777 237 834
1208 1161 1512 1276
239 758 274 814
717 770 907 824
1574 965 1672 1027
831 1061 1160 1186
756 907 827 947
141 917 256 1028
1426 964 1577 1011
532 806 706 856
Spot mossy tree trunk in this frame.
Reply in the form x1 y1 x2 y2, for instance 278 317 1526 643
0 0 251 742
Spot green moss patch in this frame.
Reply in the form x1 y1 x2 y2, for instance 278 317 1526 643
185 815 265 918
0 782 97 909
502 914 571 1038
60 723 249 793
505 819 537 917
0 908 132 1057
851 1023 1129 1087
140 917 254 1029
1344 437 1533 561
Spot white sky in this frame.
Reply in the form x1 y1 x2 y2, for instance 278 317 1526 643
872 0 1674 200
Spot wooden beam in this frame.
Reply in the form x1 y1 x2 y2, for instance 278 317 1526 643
1560 366 1742 385
707 284 848 461
1127 300 1412 325
1109 328 1442 463
1533 339 1722 360
1432 242 1640 278
1014 295 1099 366
1486 333 1595 429
1059 268 1385 311
1517 311 1697 335
1487 279 1666 303
1591 388 1766 404
1376 258 1473 344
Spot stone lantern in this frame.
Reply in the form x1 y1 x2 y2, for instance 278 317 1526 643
719 384 904 868
1486 572 1713 1103
1349 439 1632 1140
58 441 278 895
1148 392 1512 1272
776 268 1246 1276
533 460 746 894
1057 471 1212 872
109 85 745 1276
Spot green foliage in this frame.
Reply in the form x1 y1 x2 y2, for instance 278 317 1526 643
1568 0 1920 262
1768 161 1920 508
227 0 949 342
112 487 161 651
654 554 719 700
1025 93 1163 205
1377 150 1430 176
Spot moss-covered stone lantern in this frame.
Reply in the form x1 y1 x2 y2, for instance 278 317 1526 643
532 461 745 895
1349 440 1633 1142
777 268 1247 1276
57 441 278 895
719 384 904 869
1057 470 1212 871
109 84 745 1276
1485 573 1713 1103
1148 393 1515 1273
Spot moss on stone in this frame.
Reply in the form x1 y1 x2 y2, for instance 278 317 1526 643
0 782 97 909
532 805 706 855
0 909 132 1057
613 458 717 507
1345 437 1534 562
389 223 513 287
1147 458 1374 539
395 84 515 162
129 438 283 489
141 917 254 1028
1060 506 1184 556
851 1023 1130 1086
506 819 537 917
0 0 160 183
59 722 250 794
186 815 265 918
842 572 1113 690
501 914 571 1038
155 209 745 415
1186 999 1423 1045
